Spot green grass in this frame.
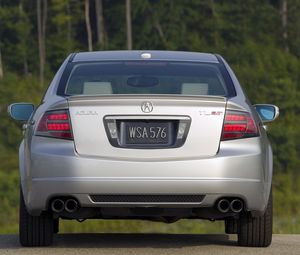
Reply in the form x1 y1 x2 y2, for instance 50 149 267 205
60 219 224 234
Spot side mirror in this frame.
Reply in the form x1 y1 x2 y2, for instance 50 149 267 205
8 103 35 121
253 104 279 123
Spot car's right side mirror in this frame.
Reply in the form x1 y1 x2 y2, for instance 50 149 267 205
253 104 279 123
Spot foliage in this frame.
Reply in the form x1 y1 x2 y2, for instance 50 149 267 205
0 0 300 234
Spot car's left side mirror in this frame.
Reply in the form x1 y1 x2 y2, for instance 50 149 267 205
8 103 35 122
253 104 279 123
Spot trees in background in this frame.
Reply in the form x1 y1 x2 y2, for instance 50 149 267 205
95 0 106 48
280 0 289 52
0 0 300 174
0 0 300 234
84 0 93 51
37 0 47 86
0 0 299 192
126 0 132 50
0 48 3 79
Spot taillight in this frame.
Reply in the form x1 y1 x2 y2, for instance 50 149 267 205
36 110 73 139
221 110 259 140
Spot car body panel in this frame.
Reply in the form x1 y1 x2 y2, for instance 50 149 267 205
22 136 269 215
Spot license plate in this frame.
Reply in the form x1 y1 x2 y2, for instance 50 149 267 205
121 121 172 145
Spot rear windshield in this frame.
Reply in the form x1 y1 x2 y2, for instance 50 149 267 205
60 61 236 97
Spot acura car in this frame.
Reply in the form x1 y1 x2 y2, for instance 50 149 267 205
8 50 279 247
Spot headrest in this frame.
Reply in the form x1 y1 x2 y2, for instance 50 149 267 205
181 83 208 95
83 82 112 94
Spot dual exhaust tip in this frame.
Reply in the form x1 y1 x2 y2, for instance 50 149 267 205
51 198 78 213
217 198 243 213
52 197 242 214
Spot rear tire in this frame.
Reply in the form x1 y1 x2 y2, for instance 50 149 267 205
237 188 272 247
19 188 54 246
225 219 238 234
53 218 59 234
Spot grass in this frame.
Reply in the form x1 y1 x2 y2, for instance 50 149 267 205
60 219 224 234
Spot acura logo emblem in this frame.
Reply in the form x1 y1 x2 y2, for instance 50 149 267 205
141 101 153 113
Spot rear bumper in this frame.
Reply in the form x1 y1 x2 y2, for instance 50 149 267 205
21 137 272 216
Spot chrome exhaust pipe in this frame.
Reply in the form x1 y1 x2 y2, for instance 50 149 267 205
217 199 230 213
65 199 78 213
230 199 243 213
51 199 65 213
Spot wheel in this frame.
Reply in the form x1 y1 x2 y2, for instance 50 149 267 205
19 187 54 246
225 219 238 234
237 188 272 247
53 218 59 234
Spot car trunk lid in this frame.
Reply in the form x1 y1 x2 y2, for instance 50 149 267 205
68 95 227 160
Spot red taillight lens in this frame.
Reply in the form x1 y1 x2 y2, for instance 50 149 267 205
36 110 73 139
221 110 259 141
47 113 68 120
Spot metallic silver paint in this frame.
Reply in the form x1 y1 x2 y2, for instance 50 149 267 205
68 96 226 158
18 51 275 219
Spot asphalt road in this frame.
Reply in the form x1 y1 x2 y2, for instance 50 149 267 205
0 234 299 255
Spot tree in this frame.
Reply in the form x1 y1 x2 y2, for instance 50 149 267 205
18 1 30 76
145 1 168 48
95 0 105 48
47 0 77 71
0 47 3 79
126 0 132 50
84 0 93 51
37 0 47 86
281 0 289 52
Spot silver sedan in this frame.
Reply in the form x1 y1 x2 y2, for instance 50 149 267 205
9 50 279 247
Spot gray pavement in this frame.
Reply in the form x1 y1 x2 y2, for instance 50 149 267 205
0 234 299 255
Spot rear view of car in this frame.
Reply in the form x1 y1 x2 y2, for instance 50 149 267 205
8 51 278 247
